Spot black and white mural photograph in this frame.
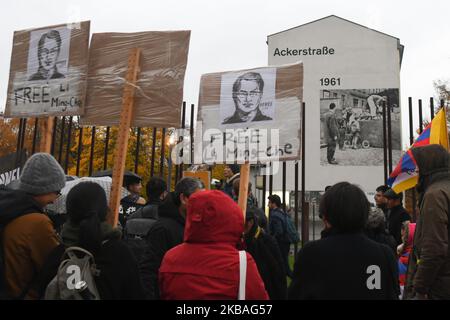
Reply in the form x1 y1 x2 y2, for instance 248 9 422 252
320 88 402 166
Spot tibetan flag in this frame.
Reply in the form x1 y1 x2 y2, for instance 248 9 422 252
388 108 449 193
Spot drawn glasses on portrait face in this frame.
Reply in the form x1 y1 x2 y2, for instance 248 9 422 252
234 90 262 99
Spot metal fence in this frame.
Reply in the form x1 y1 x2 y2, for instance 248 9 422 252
7 98 446 246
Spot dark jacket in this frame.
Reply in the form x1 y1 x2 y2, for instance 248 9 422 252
36 233 145 300
365 208 398 256
288 230 399 300
119 194 145 227
138 193 185 299
269 207 289 244
387 205 411 245
324 111 339 144
222 173 240 198
0 186 59 299
245 225 287 299
222 108 272 124
123 200 161 262
404 145 450 299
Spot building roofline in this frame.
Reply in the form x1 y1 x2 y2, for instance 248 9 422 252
267 15 404 67
267 15 401 41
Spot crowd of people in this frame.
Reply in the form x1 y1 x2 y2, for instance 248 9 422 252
0 143 449 300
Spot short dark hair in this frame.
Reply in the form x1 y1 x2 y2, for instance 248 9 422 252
267 194 282 208
384 189 403 202
175 177 202 198
319 182 369 233
146 177 167 200
325 185 332 192
123 175 142 189
376 185 389 193
225 164 240 175
329 103 336 110
171 177 203 207
38 30 62 61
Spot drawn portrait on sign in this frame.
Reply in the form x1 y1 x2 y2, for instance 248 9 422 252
27 27 71 81
220 68 276 125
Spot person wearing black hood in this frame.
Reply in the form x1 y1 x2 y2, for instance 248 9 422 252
404 144 450 300
244 207 287 299
36 182 144 299
139 177 202 299
0 153 65 299
384 189 411 246
289 182 399 300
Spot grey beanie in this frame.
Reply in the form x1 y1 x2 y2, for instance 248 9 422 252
19 153 66 195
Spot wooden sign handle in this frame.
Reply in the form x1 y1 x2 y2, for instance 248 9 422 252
107 48 141 226
39 117 54 153
237 162 250 222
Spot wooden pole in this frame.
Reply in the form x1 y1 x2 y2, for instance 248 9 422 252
40 117 54 153
238 162 250 221
108 48 141 227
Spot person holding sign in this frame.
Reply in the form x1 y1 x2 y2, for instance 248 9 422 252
28 30 65 81
222 72 272 124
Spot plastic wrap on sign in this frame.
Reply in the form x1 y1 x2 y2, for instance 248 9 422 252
4 21 90 118
196 62 303 164
81 31 191 128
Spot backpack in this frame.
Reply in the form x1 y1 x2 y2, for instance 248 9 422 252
284 213 300 244
44 247 101 300
123 204 158 261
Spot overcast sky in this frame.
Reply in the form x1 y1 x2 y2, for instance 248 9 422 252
1 0 449 134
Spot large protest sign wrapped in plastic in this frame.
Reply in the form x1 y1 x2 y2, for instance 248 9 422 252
4 21 90 118
81 31 191 127
196 62 303 164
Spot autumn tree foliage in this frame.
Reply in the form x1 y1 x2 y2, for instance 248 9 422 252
0 115 226 193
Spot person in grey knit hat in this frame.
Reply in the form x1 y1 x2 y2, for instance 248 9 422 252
19 152 66 194
0 153 64 299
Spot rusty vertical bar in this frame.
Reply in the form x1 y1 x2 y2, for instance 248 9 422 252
58 116 66 164
88 126 96 176
103 126 110 170
64 117 73 174
50 117 58 156
76 126 83 177
382 101 388 184
160 128 166 177
150 128 157 177
134 127 141 174
31 118 39 155
301 102 308 245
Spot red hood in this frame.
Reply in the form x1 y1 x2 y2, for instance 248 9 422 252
184 190 244 245
406 223 416 248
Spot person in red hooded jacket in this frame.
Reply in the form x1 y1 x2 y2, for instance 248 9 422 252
398 222 416 293
159 190 269 300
